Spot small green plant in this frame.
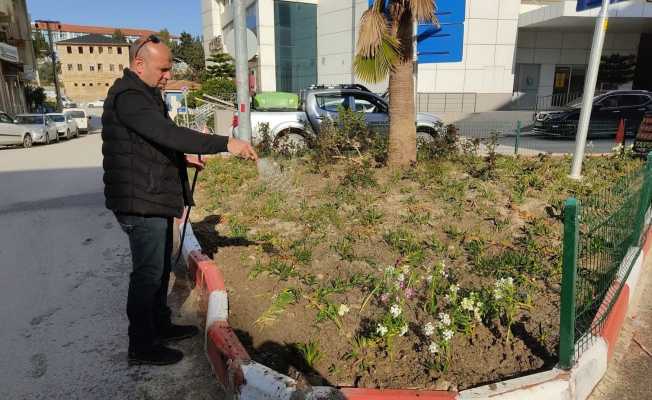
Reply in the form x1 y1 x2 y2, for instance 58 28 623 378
291 239 313 265
332 234 355 261
229 219 249 239
492 277 531 342
359 206 384 226
254 287 299 327
344 335 376 373
294 341 322 368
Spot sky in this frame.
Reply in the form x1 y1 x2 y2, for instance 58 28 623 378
26 0 203 37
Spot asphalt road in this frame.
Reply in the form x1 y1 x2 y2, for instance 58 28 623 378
0 121 221 399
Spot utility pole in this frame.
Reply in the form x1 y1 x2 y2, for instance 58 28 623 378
569 0 610 179
233 1 252 142
35 20 62 112
351 0 356 85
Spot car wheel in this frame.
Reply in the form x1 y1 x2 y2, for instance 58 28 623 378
416 128 437 147
273 131 307 154
23 133 32 149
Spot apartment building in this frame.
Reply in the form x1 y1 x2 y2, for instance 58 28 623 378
56 34 129 103
0 0 37 114
202 0 652 115
31 22 175 45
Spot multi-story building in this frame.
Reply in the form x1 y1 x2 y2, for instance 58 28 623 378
56 34 129 103
202 0 652 119
31 22 176 45
0 0 37 114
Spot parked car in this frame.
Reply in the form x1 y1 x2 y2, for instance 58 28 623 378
47 112 79 140
233 85 443 149
63 108 90 134
533 90 652 138
0 111 34 148
86 99 104 108
14 114 59 145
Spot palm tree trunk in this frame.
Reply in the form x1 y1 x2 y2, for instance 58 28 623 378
387 8 416 168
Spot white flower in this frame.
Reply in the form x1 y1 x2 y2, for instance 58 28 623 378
441 269 448 278
399 324 409 336
426 274 434 283
449 284 460 294
438 312 451 326
401 265 411 274
376 324 388 337
338 304 350 316
444 294 451 304
428 341 439 354
461 297 475 311
423 322 435 336
442 329 454 342
390 304 402 318
397 273 406 283
494 288 503 300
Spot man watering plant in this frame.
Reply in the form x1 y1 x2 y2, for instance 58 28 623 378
101 35 257 366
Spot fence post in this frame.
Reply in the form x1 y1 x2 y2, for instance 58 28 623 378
514 120 521 155
559 198 580 370
633 154 652 244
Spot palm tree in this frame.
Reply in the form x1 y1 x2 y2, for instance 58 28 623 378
355 0 438 168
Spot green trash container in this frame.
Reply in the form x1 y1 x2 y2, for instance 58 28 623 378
253 92 299 111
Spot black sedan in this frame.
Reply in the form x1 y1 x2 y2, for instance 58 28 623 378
533 90 652 138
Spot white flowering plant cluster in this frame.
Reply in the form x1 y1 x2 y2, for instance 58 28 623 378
421 311 456 372
492 276 529 342
424 261 449 314
611 143 634 159
374 265 413 354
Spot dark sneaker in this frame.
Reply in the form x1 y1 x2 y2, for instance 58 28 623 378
159 324 199 343
128 345 183 366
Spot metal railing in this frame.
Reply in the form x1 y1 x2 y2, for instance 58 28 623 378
559 155 652 368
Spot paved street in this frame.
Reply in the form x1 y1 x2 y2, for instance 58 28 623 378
0 122 221 399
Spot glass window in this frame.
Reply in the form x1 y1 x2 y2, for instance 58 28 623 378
246 3 258 37
77 64 83 71
50 114 65 122
619 95 649 107
67 111 85 118
89 65 95 72
0 112 13 123
351 94 387 113
89 46 94 54
110 64 115 72
274 1 317 93
117 47 122 54
118 64 123 70
98 46 103 54
74 83 78 87
600 96 618 108
78 46 83 54
108 47 113 54
67 64 73 71
66 46 72 54
89 83 93 87
16 115 44 124
315 94 347 112
97 63 102 72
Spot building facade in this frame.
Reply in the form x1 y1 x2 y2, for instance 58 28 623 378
56 34 129 102
0 0 37 115
202 0 652 116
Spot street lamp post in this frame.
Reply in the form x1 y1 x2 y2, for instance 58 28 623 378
34 20 63 112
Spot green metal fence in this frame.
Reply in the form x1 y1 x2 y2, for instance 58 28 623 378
559 154 652 368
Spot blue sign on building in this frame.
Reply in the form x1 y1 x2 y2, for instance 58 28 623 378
367 0 466 63
576 0 628 12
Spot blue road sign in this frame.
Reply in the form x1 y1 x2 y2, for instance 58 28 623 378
576 0 628 12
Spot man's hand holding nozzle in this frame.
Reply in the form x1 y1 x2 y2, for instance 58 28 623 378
227 137 258 161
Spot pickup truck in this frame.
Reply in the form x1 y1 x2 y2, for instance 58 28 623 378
233 85 444 149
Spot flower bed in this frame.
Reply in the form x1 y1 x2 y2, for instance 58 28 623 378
190 152 641 390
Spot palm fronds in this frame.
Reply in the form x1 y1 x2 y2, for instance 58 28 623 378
354 35 401 83
410 0 439 26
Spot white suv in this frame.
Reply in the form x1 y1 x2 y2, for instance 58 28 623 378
64 108 90 134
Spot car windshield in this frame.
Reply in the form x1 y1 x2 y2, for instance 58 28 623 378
67 111 85 118
49 115 65 122
16 115 44 124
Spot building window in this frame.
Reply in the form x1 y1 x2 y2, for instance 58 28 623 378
78 46 83 54
66 46 72 54
89 65 95 72
82 83 86 87
67 64 73 71
118 64 123 70
98 46 103 54
77 64 83 71
89 83 93 87
97 63 102 72
105 83 109 87
74 83 78 87
108 47 113 54
89 46 94 54
109 64 114 72
117 47 122 55
274 1 318 92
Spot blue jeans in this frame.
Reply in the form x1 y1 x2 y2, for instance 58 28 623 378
114 213 173 351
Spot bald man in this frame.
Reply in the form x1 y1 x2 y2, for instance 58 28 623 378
101 35 257 366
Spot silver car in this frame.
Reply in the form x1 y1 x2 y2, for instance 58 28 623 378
0 111 33 148
15 114 59 145
47 112 79 140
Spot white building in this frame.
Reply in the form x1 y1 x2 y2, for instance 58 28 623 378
202 0 652 117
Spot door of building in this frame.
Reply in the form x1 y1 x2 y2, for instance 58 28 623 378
514 63 540 109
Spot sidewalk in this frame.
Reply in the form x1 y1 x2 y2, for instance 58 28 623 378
589 255 652 400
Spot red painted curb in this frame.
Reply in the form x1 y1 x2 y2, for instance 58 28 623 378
189 250 226 292
600 284 630 361
208 321 251 362
340 388 458 399
207 321 249 390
